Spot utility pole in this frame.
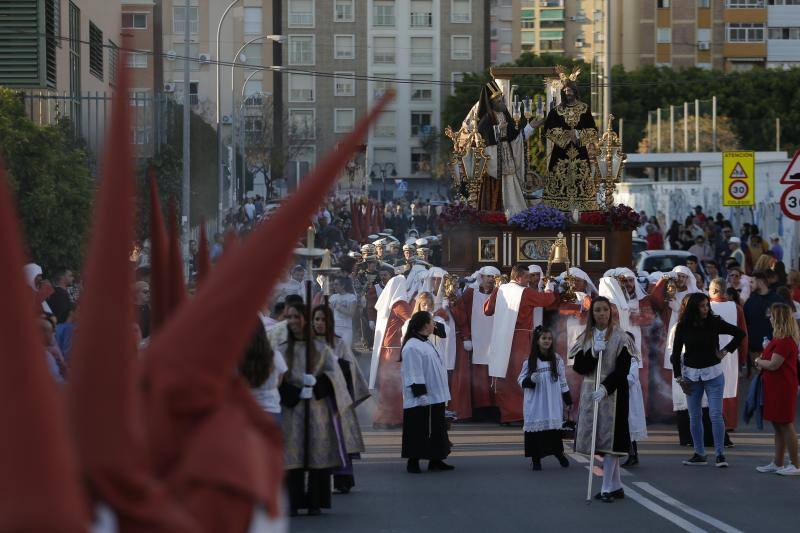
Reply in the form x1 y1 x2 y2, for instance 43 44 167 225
181 0 191 268
603 0 611 128
153 0 164 149
272 0 283 196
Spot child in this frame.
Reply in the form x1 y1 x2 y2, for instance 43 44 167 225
517 326 572 471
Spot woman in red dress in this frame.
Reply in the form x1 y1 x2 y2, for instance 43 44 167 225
754 303 800 476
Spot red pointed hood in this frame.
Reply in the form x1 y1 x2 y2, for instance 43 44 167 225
148 172 169 332
66 54 196 531
0 158 88 531
143 91 394 512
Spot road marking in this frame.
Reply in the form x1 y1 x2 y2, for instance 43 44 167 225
569 453 588 463
622 483 708 533
633 482 745 533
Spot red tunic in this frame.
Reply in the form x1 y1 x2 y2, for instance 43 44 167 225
484 286 559 423
761 337 798 423
447 288 494 420
372 300 412 426
365 284 380 322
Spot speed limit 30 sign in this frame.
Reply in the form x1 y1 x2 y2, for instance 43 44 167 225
780 185 800 221
728 180 748 200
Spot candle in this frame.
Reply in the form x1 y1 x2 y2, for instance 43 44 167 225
307 226 315 249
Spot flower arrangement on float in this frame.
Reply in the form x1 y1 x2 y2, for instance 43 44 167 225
579 204 643 231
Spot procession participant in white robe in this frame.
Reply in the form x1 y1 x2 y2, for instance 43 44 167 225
401 291 451 370
518 326 572 471
599 275 648 467
708 278 749 439
448 267 499 420
649 264 702 432
274 265 305 304
423 267 457 372
484 264 560 424
370 275 413 428
401 311 454 474
329 276 358 347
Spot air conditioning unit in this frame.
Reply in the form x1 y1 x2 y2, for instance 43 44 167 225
222 115 232 125
575 40 584 48
166 49 177 61
698 41 710 50
164 83 176 93
199 53 212 64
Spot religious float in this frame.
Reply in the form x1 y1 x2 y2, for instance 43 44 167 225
441 66 638 288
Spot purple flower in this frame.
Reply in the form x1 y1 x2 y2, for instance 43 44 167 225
509 205 567 230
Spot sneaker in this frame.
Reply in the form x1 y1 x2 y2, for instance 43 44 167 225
683 454 708 466
716 455 729 468
756 462 781 473
777 464 800 476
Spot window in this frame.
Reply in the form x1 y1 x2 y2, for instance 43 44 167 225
410 37 433 65
452 0 472 23
129 88 150 107
411 150 431 174
244 43 262 67
244 116 264 143
698 0 710 6
373 147 396 166
373 76 396 97
768 27 800 39
108 41 119 85
244 7 262 34
374 1 395 26
335 108 356 133
374 111 396 137
127 51 148 69
697 28 711 43
89 22 103 80
410 1 433 27
288 73 315 102
174 81 199 106
373 36 396 64
289 0 315 27
451 72 464 96
726 0 764 7
411 111 432 136
335 0 354 21
334 35 355 59
243 80 263 99
122 12 147 30
334 72 355 96
288 35 315 65
288 147 316 187
172 6 199 34
132 127 152 145
411 74 432 100
451 35 472 60
174 43 200 72
53 0 61 48
657 0 670 7
726 23 764 42
657 27 672 43
289 109 315 139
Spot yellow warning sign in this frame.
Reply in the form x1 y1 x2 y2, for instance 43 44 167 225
723 151 755 206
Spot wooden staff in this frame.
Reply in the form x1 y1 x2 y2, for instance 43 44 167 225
303 280 312 471
586 349 603 504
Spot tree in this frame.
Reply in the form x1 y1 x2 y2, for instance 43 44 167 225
638 115 741 153
240 93 315 199
0 88 93 276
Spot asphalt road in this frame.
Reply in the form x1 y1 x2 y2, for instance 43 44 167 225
289 349 799 533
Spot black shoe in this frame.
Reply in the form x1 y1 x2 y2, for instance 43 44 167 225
335 486 351 494
724 434 735 448
531 459 542 471
407 459 422 474
308 508 322 516
683 453 708 466
622 454 639 467
557 453 570 468
716 455 729 468
428 460 455 471
594 488 624 501
594 492 615 503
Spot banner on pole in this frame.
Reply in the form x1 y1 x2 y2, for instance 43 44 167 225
722 151 755 207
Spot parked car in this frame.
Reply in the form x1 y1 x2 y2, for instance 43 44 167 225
635 250 708 278
631 237 647 263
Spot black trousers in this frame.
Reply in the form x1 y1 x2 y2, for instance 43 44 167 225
401 403 451 460
287 468 331 511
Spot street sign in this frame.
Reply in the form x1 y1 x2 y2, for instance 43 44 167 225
780 185 800 221
779 148 800 185
722 151 755 206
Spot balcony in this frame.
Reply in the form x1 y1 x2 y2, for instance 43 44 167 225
410 12 433 27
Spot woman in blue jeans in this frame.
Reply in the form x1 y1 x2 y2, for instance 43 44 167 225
671 293 745 467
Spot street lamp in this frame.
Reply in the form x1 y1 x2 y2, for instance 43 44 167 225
369 162 397 203
216 0 242 230
230 34 283 204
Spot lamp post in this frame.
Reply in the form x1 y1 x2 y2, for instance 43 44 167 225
237 75 263 201
230 34 284 204
369 162 397 203
216 0 242 230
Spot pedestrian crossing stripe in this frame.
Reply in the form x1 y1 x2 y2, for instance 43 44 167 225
729 162 747 180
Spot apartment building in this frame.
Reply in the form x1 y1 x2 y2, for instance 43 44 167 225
283 0 488 194
614 0 800 72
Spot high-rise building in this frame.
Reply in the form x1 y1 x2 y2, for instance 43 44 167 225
612 0 800 72
283 0 488 196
